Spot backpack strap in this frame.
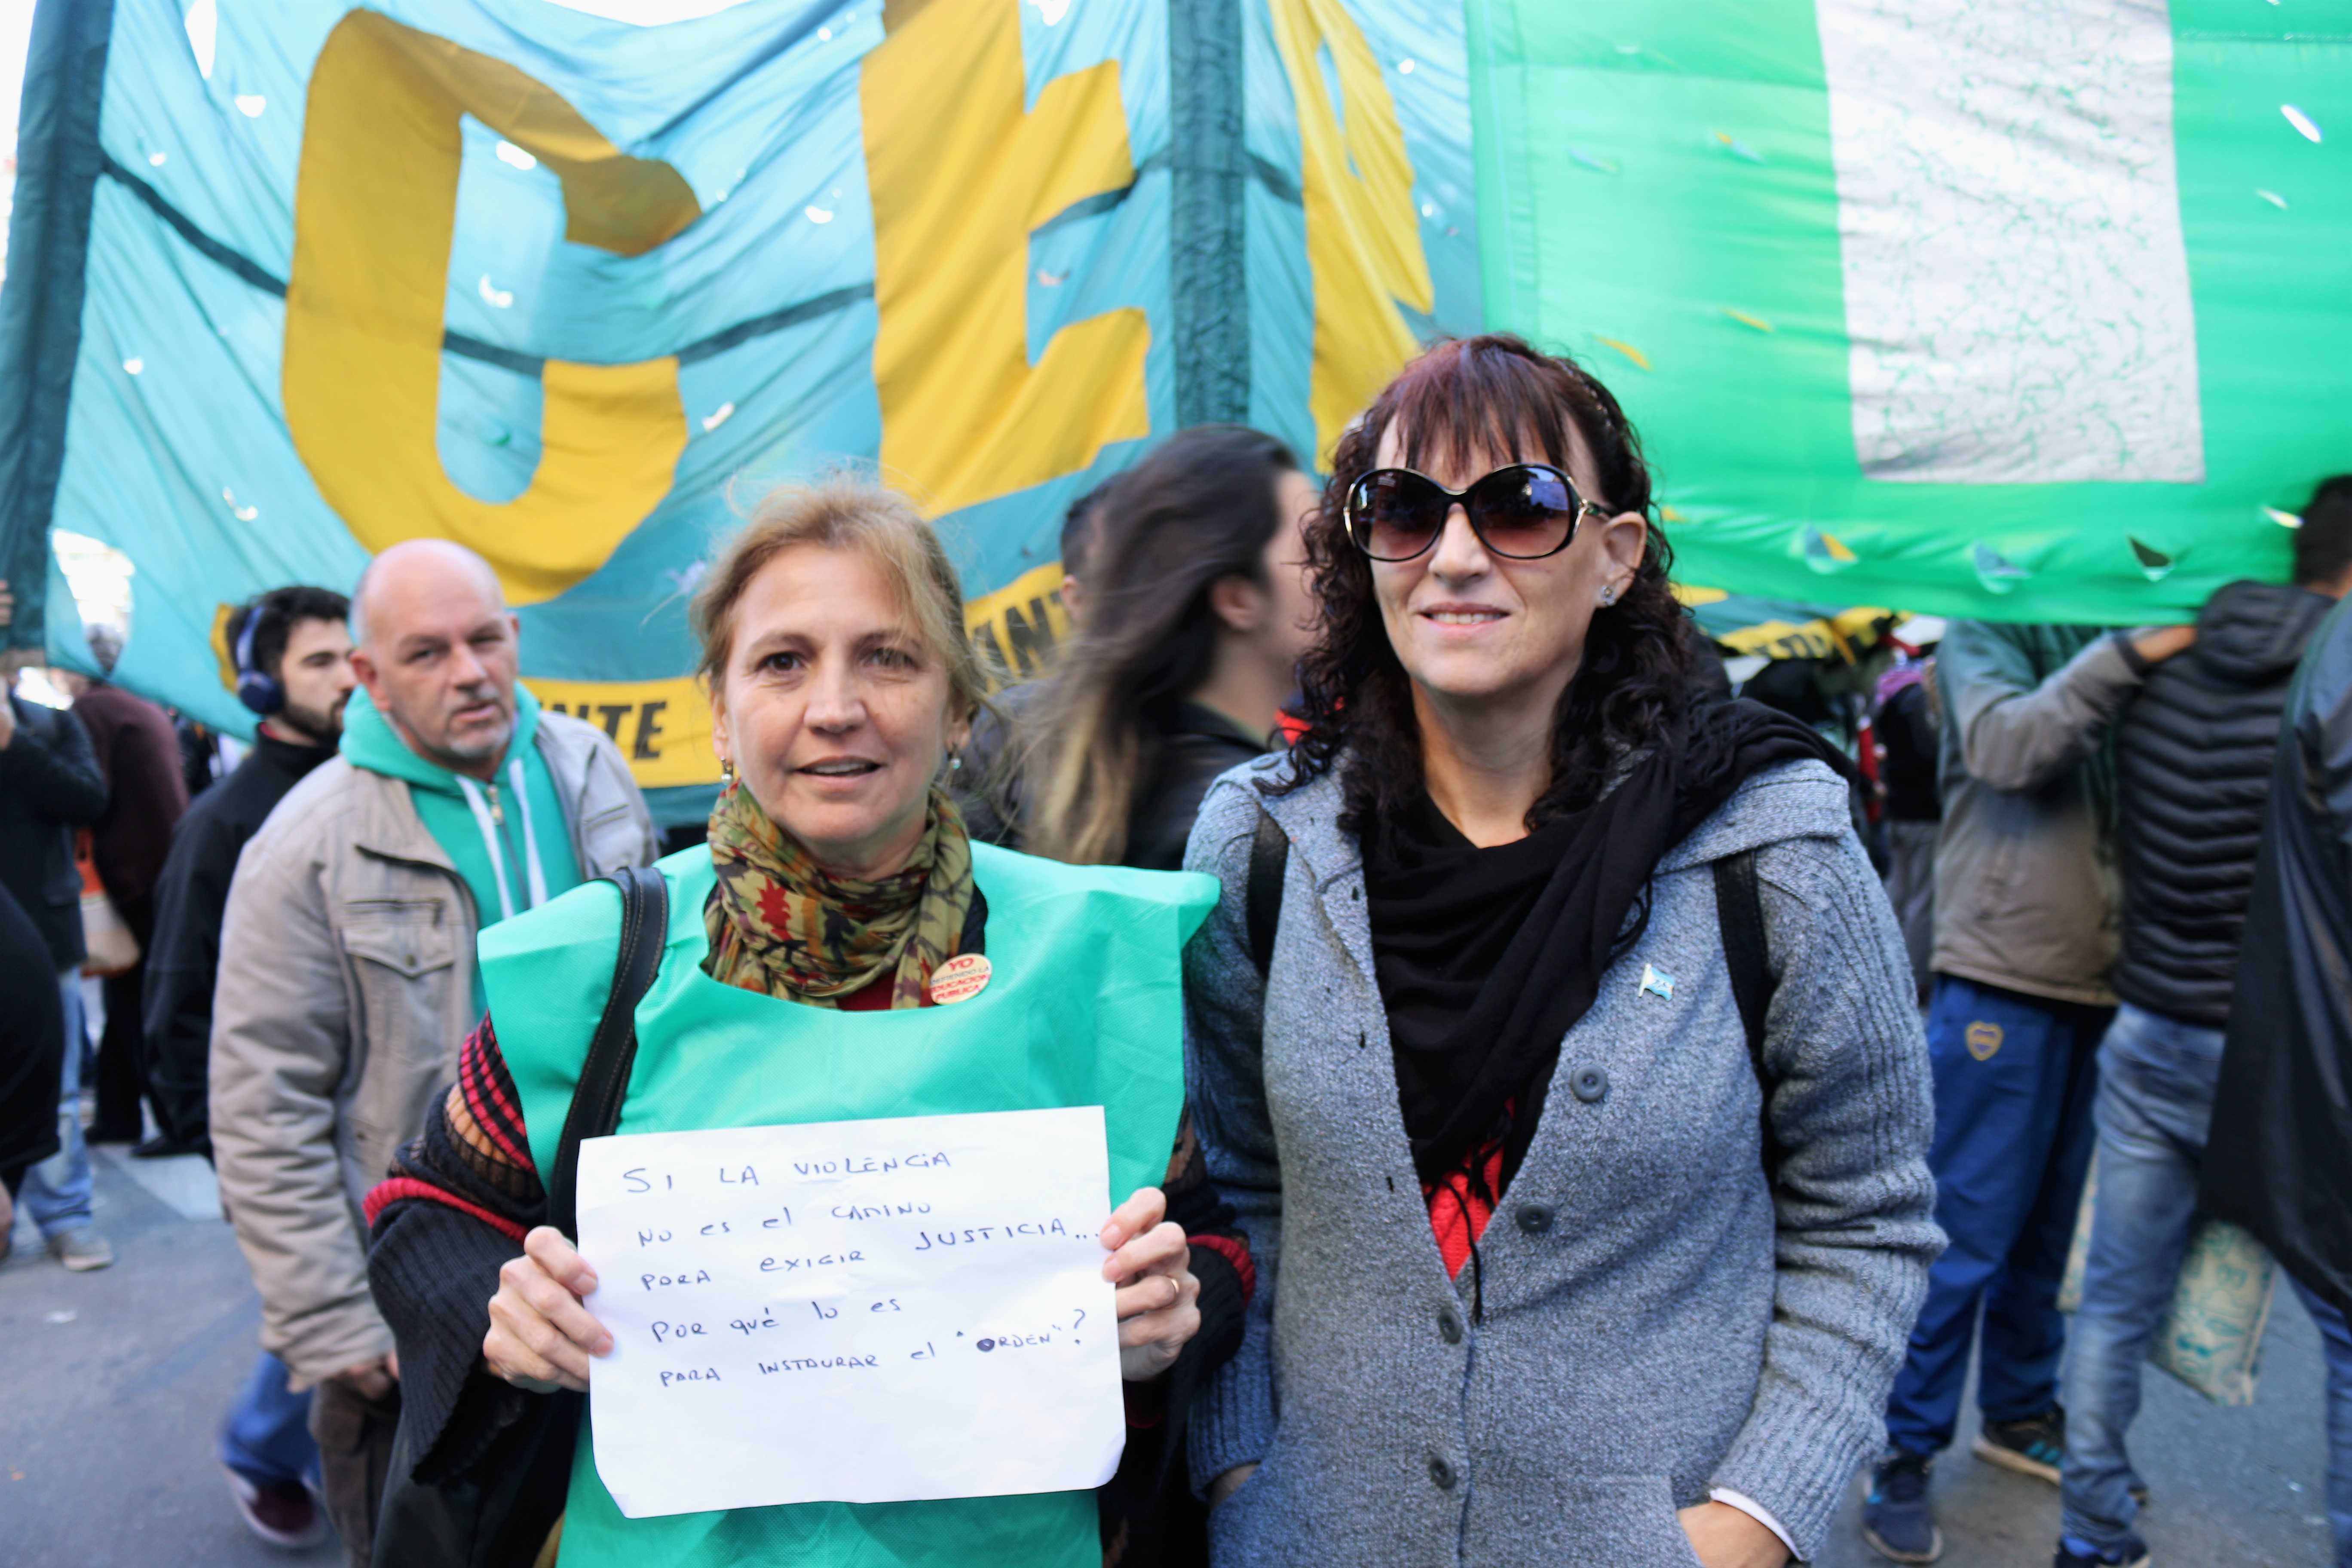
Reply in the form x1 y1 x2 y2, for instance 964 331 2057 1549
1715 850 1770 1070
1246 807 1289 981
546 864 670 1240
1713 848 1783 1178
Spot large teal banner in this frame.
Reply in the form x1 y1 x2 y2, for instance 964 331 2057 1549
1470 0 2352 624
0 0 1480 816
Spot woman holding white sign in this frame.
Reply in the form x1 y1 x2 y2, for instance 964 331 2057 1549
365 479 1228 1568
1183 335 1942 1568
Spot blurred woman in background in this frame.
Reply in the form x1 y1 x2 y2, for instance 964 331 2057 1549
1021 425 1319 870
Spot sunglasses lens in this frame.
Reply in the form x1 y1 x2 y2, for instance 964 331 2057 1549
1469 466 1577 557
1351 471 1449 559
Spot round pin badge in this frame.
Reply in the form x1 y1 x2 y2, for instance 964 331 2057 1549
929 952 993 1005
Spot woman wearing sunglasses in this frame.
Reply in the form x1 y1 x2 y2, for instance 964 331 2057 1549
1182 335 1939 1568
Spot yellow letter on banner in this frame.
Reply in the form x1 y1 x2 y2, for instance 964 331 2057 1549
284 13 699 606
524 675 720 789
1268 0 1434 461
862 0 1150 515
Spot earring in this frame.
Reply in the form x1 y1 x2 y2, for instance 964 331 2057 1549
1599 583 1618 607
949 754 964 772
719 757 736 784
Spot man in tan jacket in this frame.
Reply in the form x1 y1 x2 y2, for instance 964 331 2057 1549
211 541 658 1566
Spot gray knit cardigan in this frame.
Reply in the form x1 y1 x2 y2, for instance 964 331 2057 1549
1182 756 1941 1566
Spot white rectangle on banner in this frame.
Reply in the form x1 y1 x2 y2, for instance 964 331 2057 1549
1817 0 2204 484
574 1106 1122 1519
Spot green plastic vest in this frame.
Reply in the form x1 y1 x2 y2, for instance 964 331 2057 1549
481 842 1218 1568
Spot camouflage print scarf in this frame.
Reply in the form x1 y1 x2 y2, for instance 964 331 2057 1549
702 781 974 1009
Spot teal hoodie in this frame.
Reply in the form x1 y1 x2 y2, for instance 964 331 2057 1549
340 685 585 1012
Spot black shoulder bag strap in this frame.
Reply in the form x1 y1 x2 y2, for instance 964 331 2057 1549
1246 806 1289 981
548 863 671 1240
374 862 670 1568
1713 849 1783 1179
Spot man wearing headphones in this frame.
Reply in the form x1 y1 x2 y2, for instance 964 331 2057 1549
142 584 354 1549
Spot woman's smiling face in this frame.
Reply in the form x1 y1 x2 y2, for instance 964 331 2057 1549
709 543 965 879
1367 420 1648 715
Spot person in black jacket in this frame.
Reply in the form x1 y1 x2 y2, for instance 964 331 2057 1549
0 655 110 1269
994 428 1314 1565
2055 481 2352 1568
0 880 66 1262
60 628 190 1144
2203 480 2352 1568
1019 425 1319 872
141 585 352 1550
143 588 353 1154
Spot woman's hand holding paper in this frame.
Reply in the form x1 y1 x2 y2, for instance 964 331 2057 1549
1100 1185 1200 1381
484 1225 615 1393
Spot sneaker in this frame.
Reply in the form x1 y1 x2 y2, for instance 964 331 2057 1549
1975 1405 2066 1484
2055 1532 2150 1567
45 1225 114 1271
224 1467 329 1549
1863 1449 1943 1563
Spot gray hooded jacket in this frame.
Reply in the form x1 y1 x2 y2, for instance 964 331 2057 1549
1183 756 1939 1565
1928 622 2153 1006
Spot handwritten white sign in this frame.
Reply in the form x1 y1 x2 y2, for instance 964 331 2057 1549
574 1106 1124 1518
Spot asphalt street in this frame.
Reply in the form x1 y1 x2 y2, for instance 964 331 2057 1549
2 1136 2337 1567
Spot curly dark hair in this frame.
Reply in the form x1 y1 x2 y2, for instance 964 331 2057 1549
1274 334 1698 849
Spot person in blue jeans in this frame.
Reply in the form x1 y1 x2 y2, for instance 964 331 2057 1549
2058 1006 2222 1565
139 587 358 1548
219 1353 328 1548
1886 975 2110 1464
2064 999 2352 1568
1864 621 2193 1565
0 665 111 1270
17 970 104 1265
2199 498 2352 1568
2055 529 2352 1568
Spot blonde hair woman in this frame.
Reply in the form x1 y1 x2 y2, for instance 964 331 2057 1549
365 480 1241 1568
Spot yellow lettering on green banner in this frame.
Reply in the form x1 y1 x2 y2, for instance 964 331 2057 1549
963 560 1074 683
863 0 1148 516
284 12 697 606
1268 0 1433 462
525 675 719 790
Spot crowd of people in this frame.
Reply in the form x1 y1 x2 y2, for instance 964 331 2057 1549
0 334 2348 1568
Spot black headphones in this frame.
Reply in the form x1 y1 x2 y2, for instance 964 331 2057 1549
233 602 285 716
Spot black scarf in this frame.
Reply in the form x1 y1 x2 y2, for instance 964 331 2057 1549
1363 699 1853 1197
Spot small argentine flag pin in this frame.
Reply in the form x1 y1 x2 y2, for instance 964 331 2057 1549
1638 963 1675 1001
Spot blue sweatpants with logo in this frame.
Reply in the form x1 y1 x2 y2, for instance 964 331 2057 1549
1885 974 2112 1455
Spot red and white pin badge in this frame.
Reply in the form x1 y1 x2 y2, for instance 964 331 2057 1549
929 952 992 1005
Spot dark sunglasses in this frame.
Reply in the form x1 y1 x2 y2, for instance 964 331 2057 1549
1341 463 1607 562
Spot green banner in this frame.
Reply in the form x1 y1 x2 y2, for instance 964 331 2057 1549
1468 0 2352 623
